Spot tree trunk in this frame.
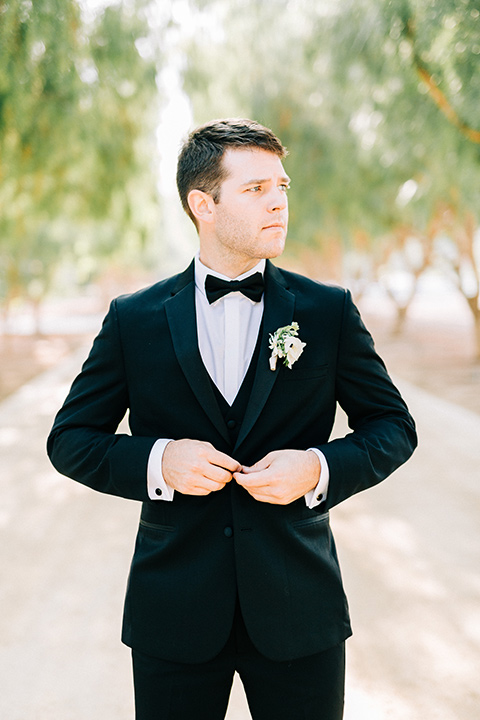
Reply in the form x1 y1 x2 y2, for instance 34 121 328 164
466 297 480 362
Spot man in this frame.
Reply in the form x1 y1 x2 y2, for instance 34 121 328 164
48 118 417 720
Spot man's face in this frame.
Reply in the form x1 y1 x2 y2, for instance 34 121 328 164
207 148 290 271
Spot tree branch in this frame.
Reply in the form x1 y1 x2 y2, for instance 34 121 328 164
405 18 480 144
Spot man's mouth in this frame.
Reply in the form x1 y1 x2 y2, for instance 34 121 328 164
263 223 285 230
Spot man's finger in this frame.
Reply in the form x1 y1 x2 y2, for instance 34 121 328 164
204 463 235 484
238 452 277 475
208 448 242 474
234 469 271 489
196 476 231 493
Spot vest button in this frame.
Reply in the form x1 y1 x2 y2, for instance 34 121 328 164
224 526 233 538
227 419 236 429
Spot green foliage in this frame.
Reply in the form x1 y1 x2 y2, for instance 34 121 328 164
0 0 161 308
182 0 480 255
179 0 480 352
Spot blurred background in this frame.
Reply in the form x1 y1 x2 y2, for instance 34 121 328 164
1 1 480 718
1 0 479 409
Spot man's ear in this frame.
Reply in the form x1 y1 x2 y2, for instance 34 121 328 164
187 189 215 225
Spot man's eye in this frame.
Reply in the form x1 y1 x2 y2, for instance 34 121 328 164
280 184 290 192
248 186 262 192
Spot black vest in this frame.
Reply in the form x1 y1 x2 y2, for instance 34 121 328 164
208 327 262 451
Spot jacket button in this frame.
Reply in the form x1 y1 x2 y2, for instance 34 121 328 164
155 488 163 497
224 526 233 538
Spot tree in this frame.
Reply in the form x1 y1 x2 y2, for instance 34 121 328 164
331 0 480 348
181 0 480 355
0 0 161 323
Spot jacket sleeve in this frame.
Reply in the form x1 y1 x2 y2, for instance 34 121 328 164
317 290 417 511
47 299 156 501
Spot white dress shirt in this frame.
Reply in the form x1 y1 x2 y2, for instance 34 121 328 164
147 256 329 507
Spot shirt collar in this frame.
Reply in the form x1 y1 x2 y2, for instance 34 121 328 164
194 254 266 299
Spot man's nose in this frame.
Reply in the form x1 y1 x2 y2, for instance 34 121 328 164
267 187 288 212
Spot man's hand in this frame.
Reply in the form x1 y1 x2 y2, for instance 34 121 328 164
234 449 320 505
162 439 241 496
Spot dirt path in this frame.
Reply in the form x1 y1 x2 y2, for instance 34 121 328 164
1 348 479 718
332 382 480 718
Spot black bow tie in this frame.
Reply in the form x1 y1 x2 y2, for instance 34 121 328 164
205 272 264 304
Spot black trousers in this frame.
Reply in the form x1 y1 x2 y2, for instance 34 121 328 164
132 603 345 720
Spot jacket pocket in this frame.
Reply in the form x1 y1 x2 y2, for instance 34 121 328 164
139 519 175 533
283 364 328 381
291 512 330 528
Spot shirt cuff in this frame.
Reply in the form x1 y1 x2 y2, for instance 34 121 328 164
304 448 330 509
147 439 175 501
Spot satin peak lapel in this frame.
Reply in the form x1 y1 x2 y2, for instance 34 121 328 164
164 264 230 443
234 262 296 452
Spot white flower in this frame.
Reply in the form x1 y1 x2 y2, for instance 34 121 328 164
269 322 306 371
284 335 306 369
269 347 280 371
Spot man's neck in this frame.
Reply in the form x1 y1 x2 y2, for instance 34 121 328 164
198 251 265 280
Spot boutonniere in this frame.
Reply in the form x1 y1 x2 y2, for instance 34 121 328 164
269 322 306 371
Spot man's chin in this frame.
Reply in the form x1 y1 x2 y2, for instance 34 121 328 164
264 239 286 259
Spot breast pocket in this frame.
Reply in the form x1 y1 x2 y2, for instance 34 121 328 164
283 363 329 381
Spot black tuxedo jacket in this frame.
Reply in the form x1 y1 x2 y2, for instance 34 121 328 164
47 260 416 663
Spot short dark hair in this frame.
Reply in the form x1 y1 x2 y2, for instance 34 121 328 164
176 118 287 226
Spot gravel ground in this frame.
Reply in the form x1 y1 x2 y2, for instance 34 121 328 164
1 344 479 718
